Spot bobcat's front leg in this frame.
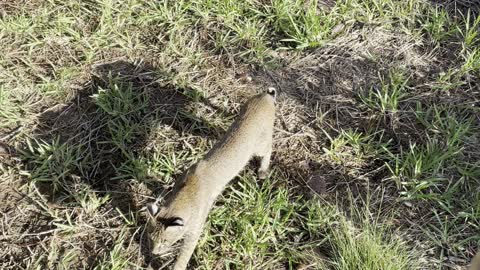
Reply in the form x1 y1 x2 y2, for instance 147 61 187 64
173 230 202 270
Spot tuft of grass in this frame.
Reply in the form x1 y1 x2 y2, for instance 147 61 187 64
330 198 416 270
457 11 480 50
433 11 480 90
0 85 23 128
360 70 409 115
323 129 389 166
332 222 413 270
460 47 480 76
72 184 111 215
269 0 340 49
421 7 454 44
415 105 473 148
386 137 461 200
93 77 149 118
20 138 85 193
93 233 131 270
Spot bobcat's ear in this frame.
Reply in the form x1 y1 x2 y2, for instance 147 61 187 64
164 217 185 234
167 217 184 227
146 202 162 217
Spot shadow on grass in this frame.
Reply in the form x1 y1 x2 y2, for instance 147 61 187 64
251 52 393 200
428 0 480 17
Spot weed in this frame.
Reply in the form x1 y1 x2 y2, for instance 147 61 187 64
330 198 416 270
93 233 130 270
0 86 22 128
323 129 388 166
20 138 84 193
270 0 339 49
386 137 461 200
421 7 454 43
360 70 409 114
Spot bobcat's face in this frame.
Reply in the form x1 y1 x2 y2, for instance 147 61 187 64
146 203 186 255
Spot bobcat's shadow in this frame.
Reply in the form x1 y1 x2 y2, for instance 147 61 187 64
25 59 227 268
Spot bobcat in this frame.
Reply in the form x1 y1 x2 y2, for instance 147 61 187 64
146 88 277 270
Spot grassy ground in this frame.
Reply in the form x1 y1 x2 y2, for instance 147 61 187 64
0 0 479 269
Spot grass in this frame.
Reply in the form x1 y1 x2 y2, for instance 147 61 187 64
331 197 416 270
359 70 410 115
1 0 479 269
196 176 416 270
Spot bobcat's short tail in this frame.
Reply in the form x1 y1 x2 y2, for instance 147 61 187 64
266 87 277 101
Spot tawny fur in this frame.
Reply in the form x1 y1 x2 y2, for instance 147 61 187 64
470 251 480 270
146 89 276 270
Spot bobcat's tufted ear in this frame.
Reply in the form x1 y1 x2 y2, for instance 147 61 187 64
167 217 184 227
164 217 185 235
